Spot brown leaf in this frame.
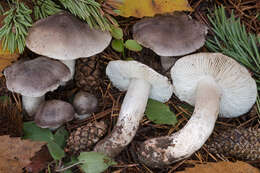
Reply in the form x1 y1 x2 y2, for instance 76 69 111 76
0 41 20 77
25 145 53 173
106 0 193 18
0 135 46 173
178 161 260 173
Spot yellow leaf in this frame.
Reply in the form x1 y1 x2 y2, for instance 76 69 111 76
0 41 19 77
107 0 192 18
178 161 260 173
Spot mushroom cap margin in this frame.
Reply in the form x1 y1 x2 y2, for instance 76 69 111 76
26 12 112 60
106 60 173 102
34 100 75 128
4 56 71 97
133 13 208 57
171 53 257 118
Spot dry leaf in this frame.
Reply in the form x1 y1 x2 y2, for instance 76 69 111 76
25 146 53 173
0 40 20 77
0 15 20 77
178 161 260 173
106 0 193 18
0 135 46 173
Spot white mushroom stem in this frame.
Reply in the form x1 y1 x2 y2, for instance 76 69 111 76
138 76 221 167
94 78 151 157
22 95 45 116
160 56 177 71
60 60 76 79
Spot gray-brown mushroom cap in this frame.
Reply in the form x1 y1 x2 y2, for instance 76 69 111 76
35 100 75 128
133 13 208 56
25 12 112 60
4 56 71 97
73 91 98 115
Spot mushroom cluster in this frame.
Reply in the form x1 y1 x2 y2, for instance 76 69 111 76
4 12 111 118
4 56 71 116
2 8 258 172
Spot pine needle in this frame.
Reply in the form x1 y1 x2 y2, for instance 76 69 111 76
0 1 32 53
33 0 61 20
59 0 116 31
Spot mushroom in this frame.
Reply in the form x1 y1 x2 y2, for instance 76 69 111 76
133 13 208 71
4 56 71 116
137 53 257 167
34 100 75 130
94 60 173 157
73 91 98 120
25 12 112 79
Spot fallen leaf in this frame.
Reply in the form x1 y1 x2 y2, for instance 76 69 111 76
25 146 53 173
106 0 192 18
0 135 46 173
0 15 20 77
178 161 260 173
145 99 177 125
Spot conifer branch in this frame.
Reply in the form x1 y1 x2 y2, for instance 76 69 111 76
206 5 260 115
59 0 115 31
206 6 260 80
32 0 61 20
0 0 32 53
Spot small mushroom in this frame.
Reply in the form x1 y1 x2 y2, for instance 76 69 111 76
4 57 71 116
94 60 173 157
34 100 75 130
133 13 208 70
26 12 112 79
73 91 98 120
137 53 257 167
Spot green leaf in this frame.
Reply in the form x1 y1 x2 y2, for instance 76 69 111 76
110 26 123 39
145 99 177 125
111 39 124 52
53 127 69 148
78 152 117 173
23 121 54 143
124 39 142 51
47 140 65 160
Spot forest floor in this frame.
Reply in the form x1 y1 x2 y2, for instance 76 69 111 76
0 0 259 172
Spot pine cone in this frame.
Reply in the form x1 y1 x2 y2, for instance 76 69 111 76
75 56 104 95
206 128 260 160
65 121 107 155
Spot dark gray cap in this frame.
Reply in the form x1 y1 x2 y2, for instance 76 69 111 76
133 13 208 56
26 12 112 60
34 100 75 128
4 56 71 97
73 91 98 115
